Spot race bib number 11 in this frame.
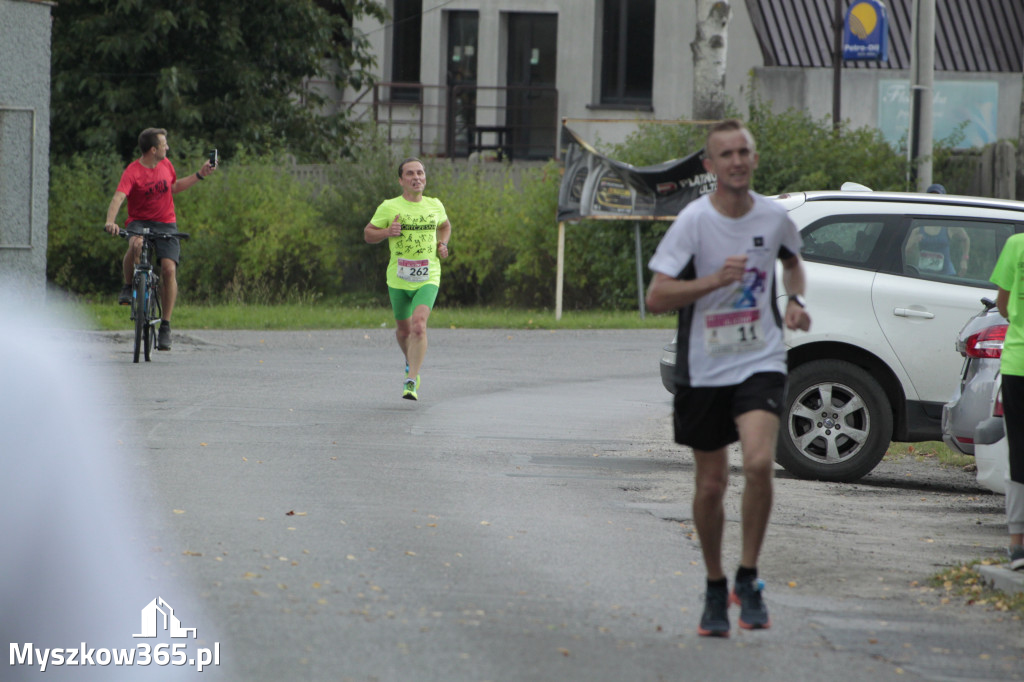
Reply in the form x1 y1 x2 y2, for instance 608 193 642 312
397 258 430 282
704 308 765 355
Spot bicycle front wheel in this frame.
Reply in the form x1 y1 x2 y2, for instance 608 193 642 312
132 275 146 363
143 281 161 361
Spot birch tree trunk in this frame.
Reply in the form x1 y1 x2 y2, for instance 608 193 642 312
691 0 732 121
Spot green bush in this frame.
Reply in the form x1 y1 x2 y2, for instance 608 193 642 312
318 132 416 297
427 162 562 307
47 151 133 294
46 108 1003 310
175 157 333 302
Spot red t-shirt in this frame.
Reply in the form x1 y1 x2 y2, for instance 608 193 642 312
116 158 177 224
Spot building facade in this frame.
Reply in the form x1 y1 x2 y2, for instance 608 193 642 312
336 0 1023 162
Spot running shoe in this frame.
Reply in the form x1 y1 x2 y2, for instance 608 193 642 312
730 578 771 629
158 323 172 351
402 375 419 401
118 283 132 305
697 583 730 637
1009 546 1024 571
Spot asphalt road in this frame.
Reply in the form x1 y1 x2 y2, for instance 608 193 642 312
65 328 1024 681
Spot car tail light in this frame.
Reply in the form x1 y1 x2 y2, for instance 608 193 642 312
965 324 1008 359
994 385 1004 418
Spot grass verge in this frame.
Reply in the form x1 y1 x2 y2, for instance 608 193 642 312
885 440 975 470
928 560 1024 616
59 297 678 332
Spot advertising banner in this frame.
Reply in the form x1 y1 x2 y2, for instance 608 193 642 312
557 126 714 222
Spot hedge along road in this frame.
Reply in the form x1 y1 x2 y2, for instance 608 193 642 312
83 327 1020 682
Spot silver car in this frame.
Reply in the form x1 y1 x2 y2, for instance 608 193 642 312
973 378 1009 495
942 299 1007 456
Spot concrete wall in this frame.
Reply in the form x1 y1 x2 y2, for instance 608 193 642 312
752 67 1023 145
0 0 52 300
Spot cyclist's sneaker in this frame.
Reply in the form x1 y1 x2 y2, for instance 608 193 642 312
697 583 730 637
730 578 771 630
118 283 132 306
1009 545 1024 571
402 375 419 401
158 323 172 351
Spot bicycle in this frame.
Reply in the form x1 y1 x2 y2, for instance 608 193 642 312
119 226 190 363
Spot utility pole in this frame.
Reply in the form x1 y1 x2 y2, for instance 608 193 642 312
908 0 935 191
832 0 843 131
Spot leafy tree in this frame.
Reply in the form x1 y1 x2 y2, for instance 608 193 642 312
50 0 387 161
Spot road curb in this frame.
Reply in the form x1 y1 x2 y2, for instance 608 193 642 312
978 564 1024 596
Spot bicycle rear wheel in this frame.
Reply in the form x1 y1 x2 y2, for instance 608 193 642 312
132 274 146 363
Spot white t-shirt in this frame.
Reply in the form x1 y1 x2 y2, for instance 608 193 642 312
648 192 803 387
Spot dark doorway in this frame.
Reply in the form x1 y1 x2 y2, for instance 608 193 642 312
506 13 558 159
391 0 423 102
447 11 479 157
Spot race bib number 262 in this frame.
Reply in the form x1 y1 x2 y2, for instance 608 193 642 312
397 258 429 282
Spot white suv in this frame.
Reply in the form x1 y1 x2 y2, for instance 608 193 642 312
659 185 1024 482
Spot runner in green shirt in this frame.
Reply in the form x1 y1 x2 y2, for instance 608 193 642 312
364 158 452 400
990 233 1024 570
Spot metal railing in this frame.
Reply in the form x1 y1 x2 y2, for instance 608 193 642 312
347 82 559 161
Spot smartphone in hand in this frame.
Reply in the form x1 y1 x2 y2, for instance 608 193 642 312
209 149 218 168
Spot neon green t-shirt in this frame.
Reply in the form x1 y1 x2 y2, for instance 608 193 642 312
370 196 448 290
990 233 1024 376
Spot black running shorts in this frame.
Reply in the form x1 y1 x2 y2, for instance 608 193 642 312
673 371 786 452
130 220 181 264
1001 373 1024 484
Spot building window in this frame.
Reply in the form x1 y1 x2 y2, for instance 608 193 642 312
600 0 655 106
391 0 422 101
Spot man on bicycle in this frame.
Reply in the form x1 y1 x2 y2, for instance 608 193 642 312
104 127 215 350
364 158 451 400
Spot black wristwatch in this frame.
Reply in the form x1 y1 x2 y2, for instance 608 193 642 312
788 294 806 308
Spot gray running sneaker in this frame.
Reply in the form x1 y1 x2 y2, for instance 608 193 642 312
697 583 730 637
731 578 771 630
1009 546 1024 571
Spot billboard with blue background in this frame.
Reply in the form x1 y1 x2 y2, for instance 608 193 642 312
843 0 888 61
878 80 999 149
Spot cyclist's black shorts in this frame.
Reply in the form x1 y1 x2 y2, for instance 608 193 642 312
128 220 181 264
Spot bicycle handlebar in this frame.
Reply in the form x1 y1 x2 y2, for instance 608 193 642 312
118 228 191 241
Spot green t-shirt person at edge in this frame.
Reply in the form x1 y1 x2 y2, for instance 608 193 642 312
991 233 1024 376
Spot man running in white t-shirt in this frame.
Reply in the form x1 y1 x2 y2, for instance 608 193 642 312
646 119 811 637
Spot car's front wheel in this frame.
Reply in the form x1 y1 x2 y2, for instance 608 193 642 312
776 359 893 482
